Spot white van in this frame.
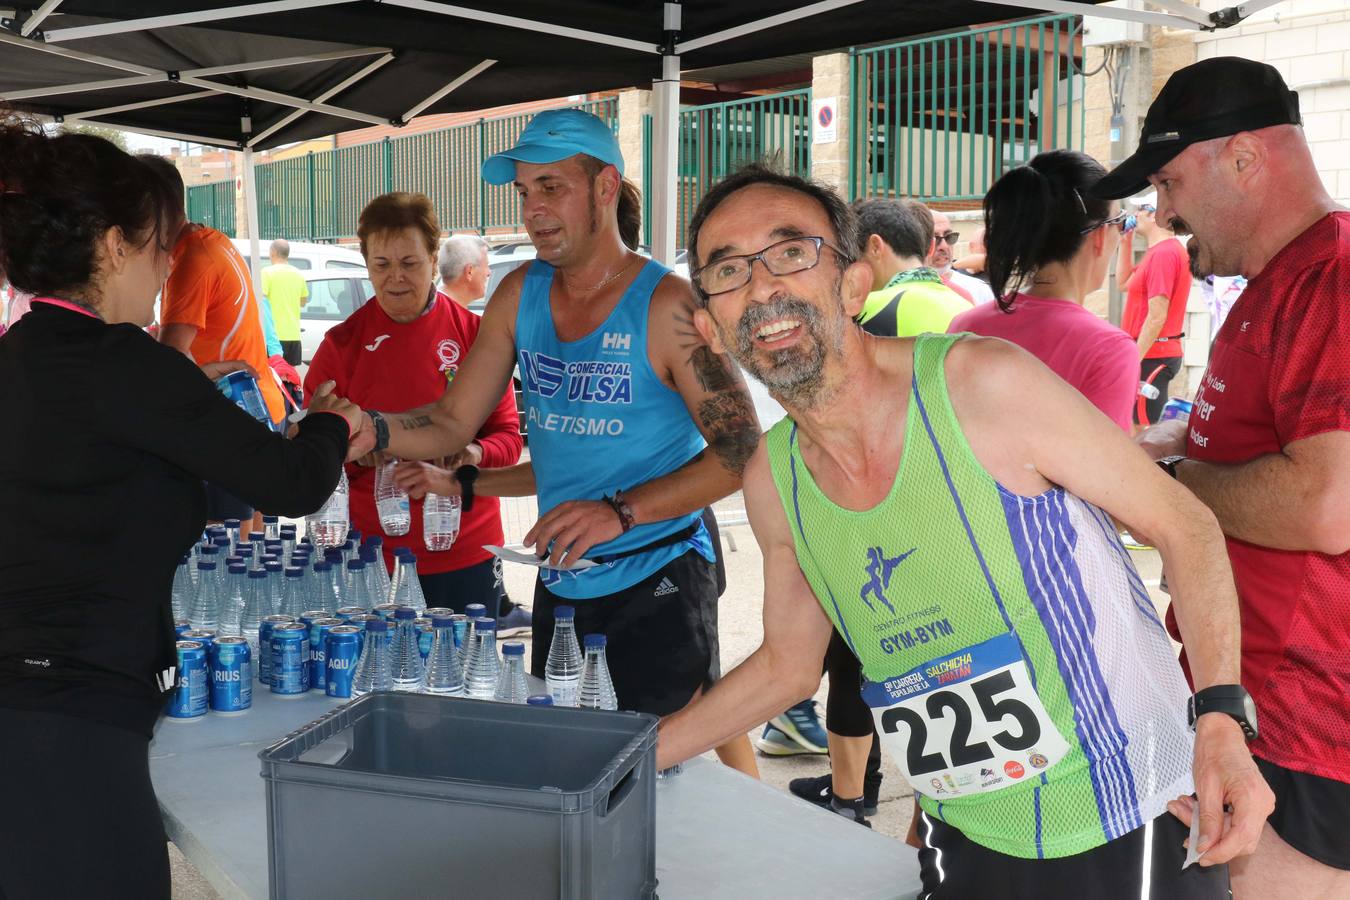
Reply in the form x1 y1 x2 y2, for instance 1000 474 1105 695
230 239 365 273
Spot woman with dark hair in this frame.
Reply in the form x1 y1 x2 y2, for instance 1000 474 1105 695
0 116 361 899
949 149 1139 431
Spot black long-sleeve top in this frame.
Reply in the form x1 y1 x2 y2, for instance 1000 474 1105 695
0 302 350 737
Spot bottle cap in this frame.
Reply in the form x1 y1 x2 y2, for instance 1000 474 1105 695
226 555 245 568
248 569 268 579
348 529 363 543
465 603 487 617
502 641 525 656
280 524 297 536
431 615 455 628
264 560 283 573
366 619 388 633
236 545 254 557
224 518 241 529
200 544 220 556
248 531 265 542
584 633 607 649
285 566 304 578
394 606 417 620
346 559 365 571
474 618 497 632
554 605 575 621
324 548 343 561
263 515 279 524
526 695 554 706
228 563 247 575
197 560 216 571
364 535 383 548
213 536 232 547
314 560 331 573
359 547 379 562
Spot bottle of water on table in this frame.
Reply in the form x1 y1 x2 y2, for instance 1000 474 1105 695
545 606 582 707
578 633 618 710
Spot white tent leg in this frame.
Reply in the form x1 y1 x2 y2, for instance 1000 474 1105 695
650 53 680 265
242 147 265 301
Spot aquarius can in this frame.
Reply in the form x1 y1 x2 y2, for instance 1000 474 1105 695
299 610 328 628
270 622 310 696
423 607 454 620
209 636 253 714
373 603 401 621
174 619 192 639
324 625 361 698
450 614 470 651
413 617 434 663
181 629 216 658
335 606 366 623
215 370 276 431
1160 398 1193 424
258 614 294 685
308 618 343 690
167 640 208 720
347 614 381 653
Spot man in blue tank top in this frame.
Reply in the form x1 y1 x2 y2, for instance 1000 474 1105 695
355 110 761 775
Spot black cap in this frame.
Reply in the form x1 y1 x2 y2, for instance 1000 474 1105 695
1095 57 1301 199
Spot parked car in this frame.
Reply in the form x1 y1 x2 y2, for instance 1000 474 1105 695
299 269 373 364
231 238 366 274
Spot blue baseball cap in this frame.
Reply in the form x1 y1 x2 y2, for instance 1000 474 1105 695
481 108 623 185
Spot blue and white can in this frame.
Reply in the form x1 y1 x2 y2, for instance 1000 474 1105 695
215 370 276 431
270 622 310 697
335 606 366 623
414 617 434 663
167 641 208 720
308 618 343 690
325 625 361 698
209 636 252 715
180 629 216 659
258 614 294 685
1160 398 1194 424
450 614 470 651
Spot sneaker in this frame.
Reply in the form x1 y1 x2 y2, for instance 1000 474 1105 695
754 723 823 757
789 771 882 817
497 605 533 637
829 795 872 828
768 700 829 754
1119 530 1153 551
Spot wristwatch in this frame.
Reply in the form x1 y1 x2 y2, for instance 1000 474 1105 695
1156 454 1187 479
1188 685 1258 741
368 410 390 453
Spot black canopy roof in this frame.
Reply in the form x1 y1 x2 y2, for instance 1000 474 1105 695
0 0 1227 150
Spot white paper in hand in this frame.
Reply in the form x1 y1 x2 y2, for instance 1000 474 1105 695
484 544 599 572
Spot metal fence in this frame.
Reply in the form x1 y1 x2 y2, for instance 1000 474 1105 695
850 15 1084 202
185 97 617 241
643 88 812 249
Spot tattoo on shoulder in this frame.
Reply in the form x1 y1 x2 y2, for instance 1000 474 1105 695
698 391 760 477
673 297 739 393
398 414 433 431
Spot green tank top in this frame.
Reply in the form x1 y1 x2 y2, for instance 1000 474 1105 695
765 333 1194 859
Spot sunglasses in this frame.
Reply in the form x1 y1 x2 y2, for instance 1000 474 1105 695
1079 211 1129 235
935 232 961 245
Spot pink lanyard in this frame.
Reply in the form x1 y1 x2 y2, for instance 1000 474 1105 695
33 297 102 321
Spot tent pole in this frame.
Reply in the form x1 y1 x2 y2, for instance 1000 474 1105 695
242 147 265 301
650 3 682 265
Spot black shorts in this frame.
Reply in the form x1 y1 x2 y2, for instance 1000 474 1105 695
1256 755 1350 870
202 481 252 523
917 809 1230 899
0 708 170 900
417 556 508 617
824 627 875 737
280 339 302 368
531 549 719 716
1135 356 1184 426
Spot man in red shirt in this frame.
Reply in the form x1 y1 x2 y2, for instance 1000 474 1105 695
1116 190 1191 427
1099 57 1350 898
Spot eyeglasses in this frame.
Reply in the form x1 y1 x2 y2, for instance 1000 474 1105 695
935 231 961 245
1079 211 1129 235
692 235 843 297
1137 204 1157 214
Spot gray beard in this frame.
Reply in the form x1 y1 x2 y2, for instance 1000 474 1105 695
723 295 841 411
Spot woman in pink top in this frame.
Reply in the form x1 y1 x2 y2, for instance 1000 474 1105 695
949 150 1138 431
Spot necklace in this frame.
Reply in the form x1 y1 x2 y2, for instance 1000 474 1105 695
563 255 637 294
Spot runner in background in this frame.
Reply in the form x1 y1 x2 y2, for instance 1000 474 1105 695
929 209 995 305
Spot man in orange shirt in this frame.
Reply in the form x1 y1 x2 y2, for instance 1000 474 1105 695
144 156 286 527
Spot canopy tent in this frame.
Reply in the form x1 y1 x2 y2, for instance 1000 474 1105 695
0 0 1282 264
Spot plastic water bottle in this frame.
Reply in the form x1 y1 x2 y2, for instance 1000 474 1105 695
362 542 391 599
351 618 392 697
421 615 463 696
280 523 296 561
389 607 425 691
344 559 369 609
423 493 461 552
311 560 340 615
309 468 350 549
240 569 270 652
545 606 582 708
464 603 487 622
170 554 192 620
388 552 427 613
247 531 266 568
262 560 283 614
578 634 618 710
375 459 411 536
188 561 219 631
279 566 308 619
218 561 248 636
494 641 529 704
463 618 500 700
263 515 280 541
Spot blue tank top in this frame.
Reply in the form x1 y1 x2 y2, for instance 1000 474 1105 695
515 258 713 598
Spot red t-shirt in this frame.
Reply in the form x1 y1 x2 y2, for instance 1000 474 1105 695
950 294 1138 432
1176 212 1350 781
304 292 522 575
1122 237 1191 360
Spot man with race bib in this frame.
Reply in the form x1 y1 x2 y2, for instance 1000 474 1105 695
655 164 1273 896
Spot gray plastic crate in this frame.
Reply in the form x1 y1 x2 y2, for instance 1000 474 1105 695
258 692 658 900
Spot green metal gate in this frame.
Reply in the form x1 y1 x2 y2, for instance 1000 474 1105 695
184 179 235 236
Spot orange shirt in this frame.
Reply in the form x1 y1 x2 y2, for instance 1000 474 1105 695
161 226 285 423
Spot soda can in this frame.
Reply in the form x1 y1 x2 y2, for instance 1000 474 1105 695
1160 398 1193 424
215 370 276 431
423 607 454 620
325 625 361 698
270 622 310 697
299 610 328 628
413 617 434 663
373 603 400 621
308 618 343 690
181 629 216 659
174 619 192 639
166 641 208 720
258 614 294 685
334 606 366 623
209 636 253 715
450 614 470 651
347 614 381 653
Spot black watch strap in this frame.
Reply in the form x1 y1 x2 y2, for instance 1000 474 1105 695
368 410 390 453
1157 455 1186 479
1188 684 1258 741
454 464 479 512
